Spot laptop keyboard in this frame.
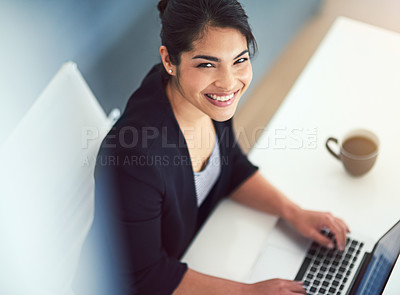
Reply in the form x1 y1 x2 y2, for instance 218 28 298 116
295 230 364 295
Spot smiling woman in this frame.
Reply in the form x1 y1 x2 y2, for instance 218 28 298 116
162 26 252 123
73 1 350 295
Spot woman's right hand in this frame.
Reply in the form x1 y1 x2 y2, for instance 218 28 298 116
244 279 307 294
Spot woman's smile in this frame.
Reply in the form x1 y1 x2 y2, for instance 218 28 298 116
203 89 240 107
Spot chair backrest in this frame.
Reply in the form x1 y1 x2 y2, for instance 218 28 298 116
0 62 114 295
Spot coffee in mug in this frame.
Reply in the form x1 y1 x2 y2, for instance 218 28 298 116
325 129 379 176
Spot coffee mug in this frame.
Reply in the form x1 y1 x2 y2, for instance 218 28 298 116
325 129 379 176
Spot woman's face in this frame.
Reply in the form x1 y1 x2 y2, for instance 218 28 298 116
169 26 253 122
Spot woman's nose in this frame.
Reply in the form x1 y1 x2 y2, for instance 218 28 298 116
214 68 236 91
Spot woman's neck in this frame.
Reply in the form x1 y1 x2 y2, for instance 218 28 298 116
165 78 216 171
165 78 210 129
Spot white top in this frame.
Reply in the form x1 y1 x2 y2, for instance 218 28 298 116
194 135 221 207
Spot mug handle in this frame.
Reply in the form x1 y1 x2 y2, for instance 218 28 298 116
326 137 341 161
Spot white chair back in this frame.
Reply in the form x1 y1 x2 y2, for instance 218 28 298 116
0 62 114 295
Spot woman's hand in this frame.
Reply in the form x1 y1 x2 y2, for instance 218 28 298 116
229 171 350 248
286 208 350 251
245 279 306 294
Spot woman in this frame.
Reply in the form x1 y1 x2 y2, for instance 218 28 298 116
78 0 350 294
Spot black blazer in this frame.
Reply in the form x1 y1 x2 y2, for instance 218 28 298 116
74 64 258 295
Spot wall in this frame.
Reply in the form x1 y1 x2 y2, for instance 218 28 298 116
0 0 321 145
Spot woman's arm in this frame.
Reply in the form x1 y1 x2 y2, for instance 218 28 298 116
230 170 300 219
173 268 306 295
172 269 245 295
229 171 350 250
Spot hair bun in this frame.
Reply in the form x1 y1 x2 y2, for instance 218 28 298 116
157 0 170 18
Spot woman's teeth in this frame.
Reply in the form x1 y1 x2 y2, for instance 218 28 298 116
206 93 235 102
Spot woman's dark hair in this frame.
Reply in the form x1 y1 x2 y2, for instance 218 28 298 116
157 0 257 75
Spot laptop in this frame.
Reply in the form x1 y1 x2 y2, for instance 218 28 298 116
247 219 400 295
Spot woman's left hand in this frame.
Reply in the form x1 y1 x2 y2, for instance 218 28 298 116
286 209 350 251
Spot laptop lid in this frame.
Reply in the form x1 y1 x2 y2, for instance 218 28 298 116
349 220 400 295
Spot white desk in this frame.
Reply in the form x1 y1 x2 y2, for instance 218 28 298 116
182 17 400 283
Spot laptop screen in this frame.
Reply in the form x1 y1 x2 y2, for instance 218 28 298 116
355 220 400 295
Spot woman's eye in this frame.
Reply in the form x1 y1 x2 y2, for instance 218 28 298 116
235 57 248 64
197 63 214 68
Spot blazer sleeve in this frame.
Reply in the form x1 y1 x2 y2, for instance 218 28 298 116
94 147 188 295
224 120 259 196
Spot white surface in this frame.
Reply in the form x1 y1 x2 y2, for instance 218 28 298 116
0 62 111 294
183 16 400 287
182 198 278 281
247 219 310 283
249 16 400 239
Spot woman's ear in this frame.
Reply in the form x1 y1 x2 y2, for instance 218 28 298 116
159 46 176 76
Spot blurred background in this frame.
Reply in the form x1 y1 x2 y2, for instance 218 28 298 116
0 0 322 145
1 0 400 148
